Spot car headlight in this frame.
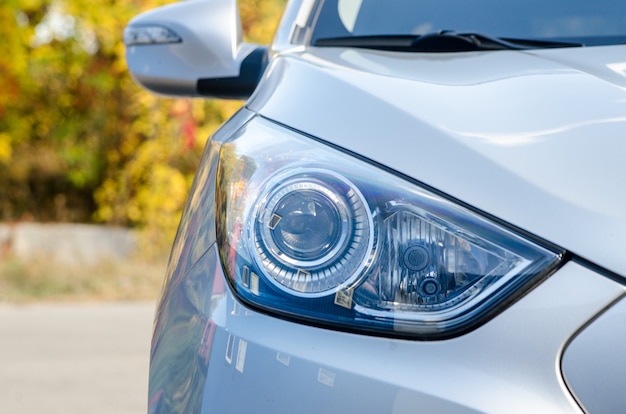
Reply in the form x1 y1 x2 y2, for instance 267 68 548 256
216 117 562 339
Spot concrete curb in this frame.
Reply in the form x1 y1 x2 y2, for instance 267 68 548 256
0 223 136 266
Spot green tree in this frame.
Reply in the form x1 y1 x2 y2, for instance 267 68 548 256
0 0 285 253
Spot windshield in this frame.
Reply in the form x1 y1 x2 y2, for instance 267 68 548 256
309 0 626 47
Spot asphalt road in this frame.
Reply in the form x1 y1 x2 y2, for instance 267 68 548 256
0 302 155 414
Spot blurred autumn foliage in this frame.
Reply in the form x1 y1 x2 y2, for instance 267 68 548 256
0 0 285 253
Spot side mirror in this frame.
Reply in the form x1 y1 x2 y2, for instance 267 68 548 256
124 0 268 99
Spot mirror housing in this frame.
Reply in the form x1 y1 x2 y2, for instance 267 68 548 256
124 0 268 99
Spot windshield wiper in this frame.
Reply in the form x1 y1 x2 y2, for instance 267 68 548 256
314 31 584 52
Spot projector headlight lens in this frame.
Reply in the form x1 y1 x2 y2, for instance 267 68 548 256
251 170 373 297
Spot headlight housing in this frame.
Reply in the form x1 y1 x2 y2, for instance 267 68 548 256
216 118 562 339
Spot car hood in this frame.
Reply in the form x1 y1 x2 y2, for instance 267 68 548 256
248 45 626 277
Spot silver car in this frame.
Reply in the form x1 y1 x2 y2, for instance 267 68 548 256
125 1 626 412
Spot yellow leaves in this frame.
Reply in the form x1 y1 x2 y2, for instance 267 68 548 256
111 42 128 74
0 8 31 77
239 0 287 44
0 133 12 163
134 164 188 219
94 122 196 252
9 0 46 11
92 179 118 222
0 0 287 241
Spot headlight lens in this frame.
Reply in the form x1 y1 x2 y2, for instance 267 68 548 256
216 118 562 338
250 169 373 297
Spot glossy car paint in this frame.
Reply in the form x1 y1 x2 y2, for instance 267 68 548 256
563 297 626 413
248 45 626 276
142 2 626 413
